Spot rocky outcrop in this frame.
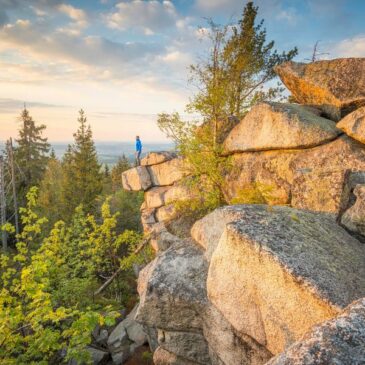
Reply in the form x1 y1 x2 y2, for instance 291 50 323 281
275 58 365 121
121 58 365 364
141 151 177 166
267 298 365 365
223 102 341 153
337 105 365 144
136 204 365 364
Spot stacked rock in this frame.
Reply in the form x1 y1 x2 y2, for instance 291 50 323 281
121 58 365 365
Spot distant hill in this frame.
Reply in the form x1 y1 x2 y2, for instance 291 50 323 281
0 141 175 167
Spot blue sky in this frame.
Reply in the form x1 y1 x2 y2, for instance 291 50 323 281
0 0 364 141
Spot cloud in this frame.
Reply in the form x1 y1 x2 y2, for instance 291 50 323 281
330 35 365 58
0 18 164 81
57 3 88 28
105 0 178 35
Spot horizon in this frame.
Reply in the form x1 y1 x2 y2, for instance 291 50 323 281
1 0 365 141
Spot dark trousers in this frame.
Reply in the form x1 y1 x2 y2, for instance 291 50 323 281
135 151 141 166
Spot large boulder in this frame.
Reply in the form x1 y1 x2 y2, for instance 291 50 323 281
147 158 187 186
337 105 365 144
144 185 192 209
224 136 365 213
135 239 208 331
341 184 365 240
223 102 340 153
141 151 177 166
275 59 365 121
122 166 152 191
267 298 365 365
193 205 365 355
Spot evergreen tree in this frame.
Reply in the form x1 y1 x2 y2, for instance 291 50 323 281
62 110 103 217
188 1 298 141
14 108 50 205
111 154 131 191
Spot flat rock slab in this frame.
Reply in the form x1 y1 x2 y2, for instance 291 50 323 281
337 105 365 144
275 59 365 121
196 205 365 354
267 298 365 365
153 347 201 365
122 166 152 191
141 151 177 166
223 102 340 153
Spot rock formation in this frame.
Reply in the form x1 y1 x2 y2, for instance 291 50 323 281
118 58 365 365
274 58 365 121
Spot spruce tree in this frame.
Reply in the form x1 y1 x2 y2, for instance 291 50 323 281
14 107 50 205
111 155 131 191
62 110 103 217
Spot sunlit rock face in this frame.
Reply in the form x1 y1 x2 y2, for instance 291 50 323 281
266 298 365 365
122 59 365 364
337 105 365 144
223 102 341 154
275 58 365 121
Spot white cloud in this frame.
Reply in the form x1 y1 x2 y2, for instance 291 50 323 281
330 35 365 58
58 3 88 28
105 0 177 35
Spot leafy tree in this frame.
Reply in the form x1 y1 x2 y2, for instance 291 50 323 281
62 110 103 218
0 188 150 363
14 107 50 205
187 1 298 143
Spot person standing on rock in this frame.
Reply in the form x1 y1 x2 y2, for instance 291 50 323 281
135 135 142 166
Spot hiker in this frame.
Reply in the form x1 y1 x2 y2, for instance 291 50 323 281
135 135 142 166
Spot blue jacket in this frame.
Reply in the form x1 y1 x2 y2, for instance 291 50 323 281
136 139 142 152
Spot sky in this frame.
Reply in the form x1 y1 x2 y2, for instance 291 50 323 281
0 0 364 142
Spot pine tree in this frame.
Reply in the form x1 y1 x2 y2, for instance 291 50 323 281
14 108 50 205
111 155 131 191
62 110 103 217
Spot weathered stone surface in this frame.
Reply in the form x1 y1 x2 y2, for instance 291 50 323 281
111 346 130 365
122 166 152 191
201 205 365 354
122 305 147 346
341 184 365 239
140 208 156 233
86 347 109 365
148 158 187 186
267 298 365 365
337 105 365 144
136 239 207 331
275 59 365 121
144 185 192 209
153 347 200 365
224 136 365 213
107 322 129 352
150 223 181 252
223 102 340 153
157 330 211 364
156 204 177 222
203 304 272 365
141 151 177 166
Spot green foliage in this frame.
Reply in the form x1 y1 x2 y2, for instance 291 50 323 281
188 2 298 123
0 188 149 363
14 108 50 206
62 110 103 219
111 155 131 191
157 113 230 218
